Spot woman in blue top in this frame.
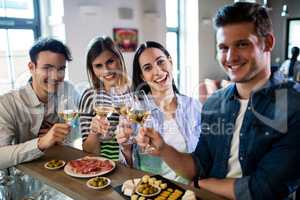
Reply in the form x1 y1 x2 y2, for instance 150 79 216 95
116 41 202 184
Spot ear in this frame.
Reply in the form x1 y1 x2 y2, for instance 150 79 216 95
28 61 35 72
263 33 275 52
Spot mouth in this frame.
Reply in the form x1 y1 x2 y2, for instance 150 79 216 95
227 63 246 72
103 72 117 80
153 73 169 85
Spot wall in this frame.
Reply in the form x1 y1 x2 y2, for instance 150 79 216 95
269 0 300 66
62 0 166 86
198 0 232 81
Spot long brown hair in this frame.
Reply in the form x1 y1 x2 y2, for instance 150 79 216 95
86 36 129 89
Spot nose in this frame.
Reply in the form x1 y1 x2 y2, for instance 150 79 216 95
49 68 64 80
226 48 239 63
153 63 164 75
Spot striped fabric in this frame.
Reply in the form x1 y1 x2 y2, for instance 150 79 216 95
79 88 120 161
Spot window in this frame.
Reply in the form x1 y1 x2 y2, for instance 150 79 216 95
166 0 180 87
166 0 199 96
0 0 40 94
286 18 300 60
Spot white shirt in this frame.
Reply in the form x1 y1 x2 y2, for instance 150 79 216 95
0 82 80 169
226 99 249 178
161 117 188 183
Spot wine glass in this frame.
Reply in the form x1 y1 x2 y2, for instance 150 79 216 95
57 97 79 128
128 90 155 153
92 88 115 140
110 87 136 144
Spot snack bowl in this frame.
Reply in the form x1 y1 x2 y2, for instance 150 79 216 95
44 160 65 170
135 182 161 197
86 177 111 190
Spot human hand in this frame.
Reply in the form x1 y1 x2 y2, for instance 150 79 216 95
90 115 110 137
135 127 165 156
38 123 71 150
116 117 134 145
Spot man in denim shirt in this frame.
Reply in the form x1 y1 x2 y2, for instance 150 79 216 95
137 2 300 200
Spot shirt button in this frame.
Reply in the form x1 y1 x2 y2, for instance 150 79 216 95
240 156 243 161
240 133 243 137
247 106 251 110
265 131 270 136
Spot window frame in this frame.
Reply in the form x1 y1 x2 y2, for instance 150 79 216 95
166 0 181 87
0 0 40 90
285 17 300 59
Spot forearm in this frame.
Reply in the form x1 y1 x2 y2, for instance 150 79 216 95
198 178 236 199
160 144 197 180
82 132 100 154
120 145 133 166
0 138 44 170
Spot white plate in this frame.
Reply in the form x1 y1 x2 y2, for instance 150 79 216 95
86 177 111 190
44 160 65 170
135 184 161 197
64 156 115 178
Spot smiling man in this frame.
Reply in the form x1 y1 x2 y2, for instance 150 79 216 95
136 2 300 200
0 38 80 169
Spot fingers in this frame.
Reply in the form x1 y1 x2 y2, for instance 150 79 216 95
90 116 110 135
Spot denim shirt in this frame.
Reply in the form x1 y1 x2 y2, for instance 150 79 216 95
132 94 202 178
192 73 300 200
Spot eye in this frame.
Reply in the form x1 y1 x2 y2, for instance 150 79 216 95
93 64 103 69
218 45 228 53
58 66 66 71
106 59 115 66
157 59 166 65
142 64 152 72
236 42 250 48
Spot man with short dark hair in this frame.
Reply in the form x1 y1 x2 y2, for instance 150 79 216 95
137 2 300 199
0 38 80 169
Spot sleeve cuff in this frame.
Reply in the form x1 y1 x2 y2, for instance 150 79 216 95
191 152 206 179
234 176 252 200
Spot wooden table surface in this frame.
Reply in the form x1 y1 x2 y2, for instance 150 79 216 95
16 145 226 200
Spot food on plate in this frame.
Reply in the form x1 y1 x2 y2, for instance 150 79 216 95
131 194 139 200
122 178 141 196
135 182 161 197
68 156 114 174
142 175 150 183
44 159 65 170
86 177 110 189
182 190 197 200
159 183 167 189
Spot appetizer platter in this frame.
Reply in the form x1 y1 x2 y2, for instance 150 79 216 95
64 156 115 178
117 174 198 200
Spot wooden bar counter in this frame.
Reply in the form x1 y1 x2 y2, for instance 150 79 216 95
16 145 225 200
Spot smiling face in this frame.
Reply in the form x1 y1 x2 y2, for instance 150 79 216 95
216 22 273 84
29 51 66 102
138 48 173 93
91 50 122 90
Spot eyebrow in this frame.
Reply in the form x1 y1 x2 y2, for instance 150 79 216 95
43 64 66 69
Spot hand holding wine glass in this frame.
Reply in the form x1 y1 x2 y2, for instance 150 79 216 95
92 88 115 140
128 90 156 154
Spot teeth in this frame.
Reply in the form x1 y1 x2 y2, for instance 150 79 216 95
155 75 167 82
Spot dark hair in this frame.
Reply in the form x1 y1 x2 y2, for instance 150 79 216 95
86 36 128 89
213 2 273 38
132 41 179 94
29 37 72 63
288 46 300 77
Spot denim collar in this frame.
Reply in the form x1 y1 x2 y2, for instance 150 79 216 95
225 71 292 101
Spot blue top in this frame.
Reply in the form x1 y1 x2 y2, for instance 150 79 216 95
132 93 202 183
192 72 300 199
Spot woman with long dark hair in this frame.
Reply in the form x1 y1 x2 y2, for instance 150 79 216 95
280 46 300 81
116 41 202 184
